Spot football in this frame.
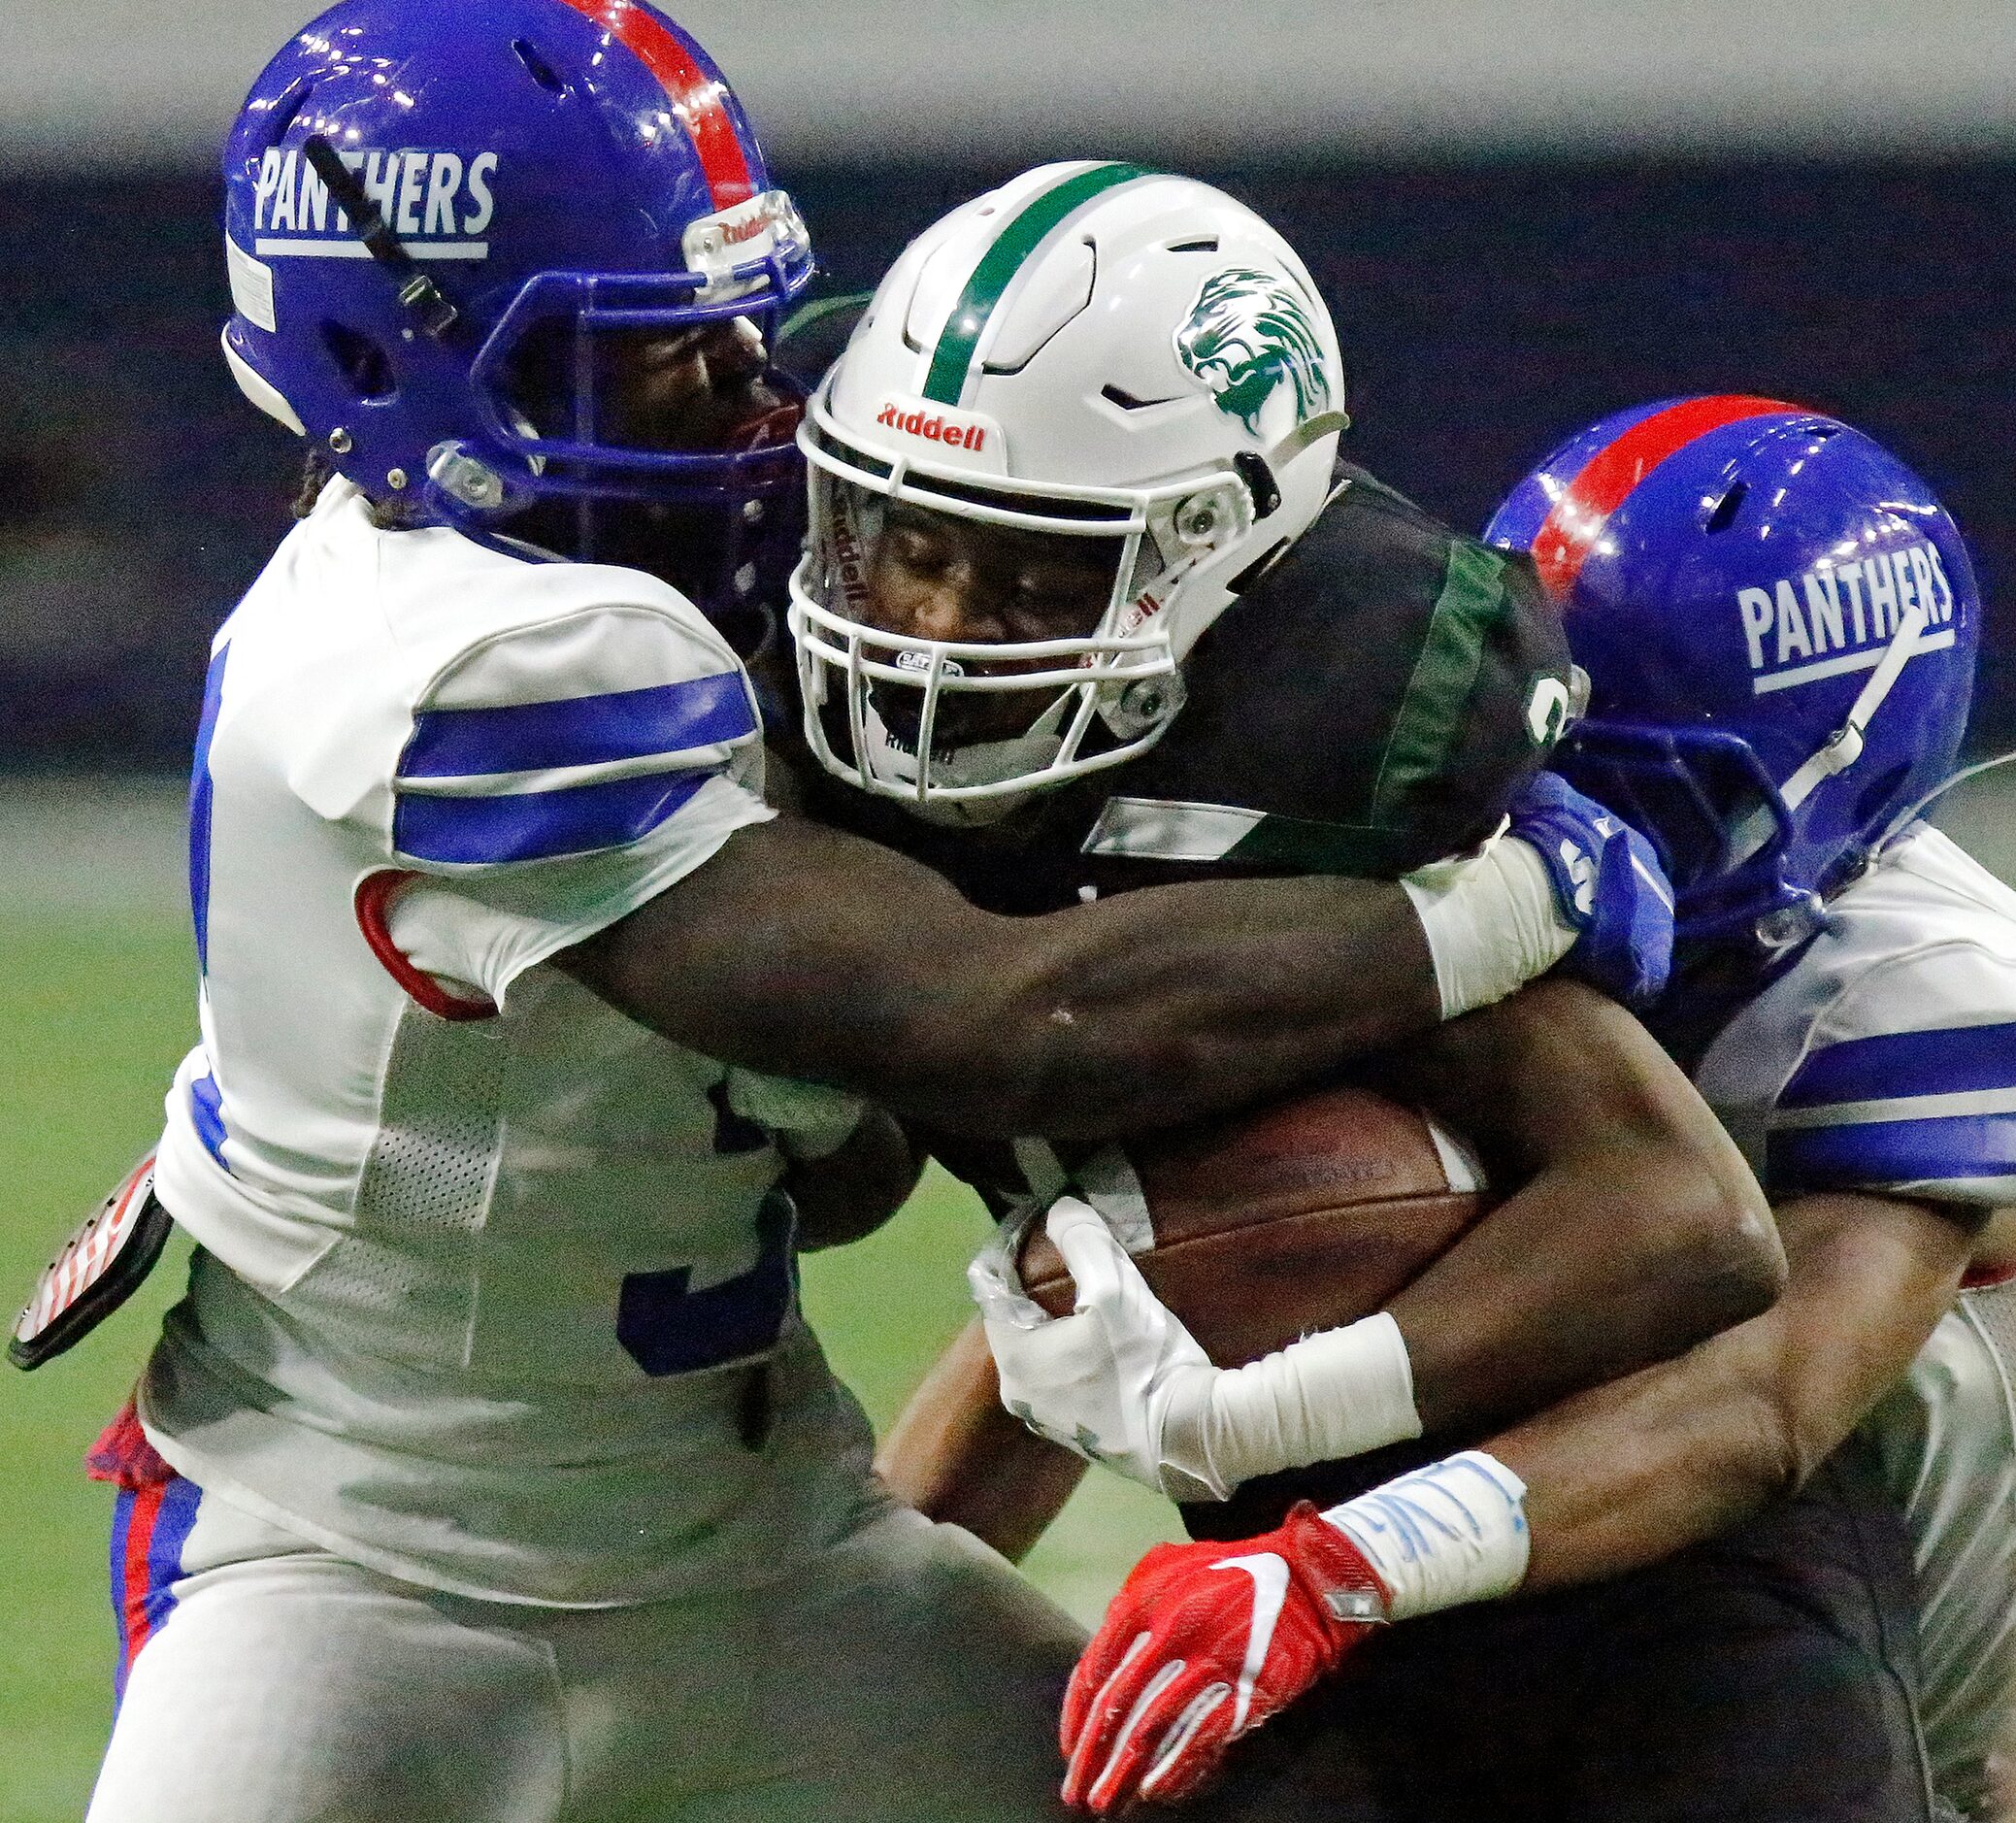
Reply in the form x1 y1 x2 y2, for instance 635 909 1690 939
1016 1084 1490 1367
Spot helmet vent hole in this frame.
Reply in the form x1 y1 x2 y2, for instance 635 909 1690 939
1166 238 1219 253
1703 481 1748 534
512 38 570 95
260 79 314 149
1101 383 1178 412
322 322 395 402
1809 426 1842 441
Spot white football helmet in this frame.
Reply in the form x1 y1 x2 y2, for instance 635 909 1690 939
789 162 1348 816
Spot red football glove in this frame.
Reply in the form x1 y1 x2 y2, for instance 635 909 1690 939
1059 1503 1390 1812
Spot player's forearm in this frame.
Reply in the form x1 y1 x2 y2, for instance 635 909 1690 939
1391 1142 1783 1436
1491 1192 1973 1592
876 1317 1087 1561
1375 978 1782 1432
563 814 1441 1139
1377 978 1750 1188
960 873 1440 1139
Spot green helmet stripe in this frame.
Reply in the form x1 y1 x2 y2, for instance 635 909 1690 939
1367 542 1512 825
920 162 1152 406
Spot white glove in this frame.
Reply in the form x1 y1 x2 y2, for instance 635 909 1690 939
971 1195 1224 1500
969 1197 1422 1503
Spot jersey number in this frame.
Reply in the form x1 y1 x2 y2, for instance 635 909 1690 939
615 1189 796 1377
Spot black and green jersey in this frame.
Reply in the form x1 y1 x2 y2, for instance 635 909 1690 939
806 461 1572 915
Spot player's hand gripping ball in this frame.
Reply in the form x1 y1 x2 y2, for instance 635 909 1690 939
1508 771 1674 1006
1060 1503 1390 1813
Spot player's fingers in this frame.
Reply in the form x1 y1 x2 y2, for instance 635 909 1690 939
1135 1681 1234 1805
1062 1543 1202 1750
965 1247 1048 1328
1624 828 1674 912
1061 1623 1150 1758
1045 1197 1133 1311
1078 1661 1218 1816
1048 1198 1212 1367
984 1298 1115 1434
1064 1651 1188 1811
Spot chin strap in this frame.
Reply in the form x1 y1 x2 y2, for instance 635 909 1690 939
1872 746 2016 857
1267 409 1350 467
303 136 462 343
1777 599 1931 813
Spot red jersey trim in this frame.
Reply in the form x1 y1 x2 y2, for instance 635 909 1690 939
353 870 500 1022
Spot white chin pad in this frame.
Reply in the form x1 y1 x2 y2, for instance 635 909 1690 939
862 691 1073 802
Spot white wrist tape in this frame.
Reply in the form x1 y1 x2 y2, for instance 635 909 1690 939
1322 1449 1532 1620
1168 1312 1423 1493
1402 834 1575 1020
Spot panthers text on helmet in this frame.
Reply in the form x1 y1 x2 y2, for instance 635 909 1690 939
1738 539 1956 695
250 148 498 257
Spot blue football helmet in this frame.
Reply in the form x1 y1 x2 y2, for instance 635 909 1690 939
1486 395 1979 948
220 0 812 593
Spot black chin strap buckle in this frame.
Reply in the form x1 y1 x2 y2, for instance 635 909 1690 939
1233 450 1281 520
303 135 461 342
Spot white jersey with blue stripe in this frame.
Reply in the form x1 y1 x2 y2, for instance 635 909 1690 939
1694 824 2016 1210
143 479 876 1608
1692 822 2016 1810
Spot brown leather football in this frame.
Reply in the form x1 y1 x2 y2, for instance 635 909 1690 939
1016 1084 1489 1368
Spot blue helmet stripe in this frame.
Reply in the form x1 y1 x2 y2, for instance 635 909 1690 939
401 673 756 780
1779 1021 2016 1110
394 766 715 865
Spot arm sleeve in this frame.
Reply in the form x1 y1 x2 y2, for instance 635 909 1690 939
1766 945 2016 1210
379 601 775 1009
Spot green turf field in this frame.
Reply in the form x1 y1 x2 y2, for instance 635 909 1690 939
12 771 2015 1819
0 780 1178 1823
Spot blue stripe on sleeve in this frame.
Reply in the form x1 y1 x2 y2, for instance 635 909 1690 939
1768 1110 2016 1192
1779 1022 2016 1110
400 674 755 779
189 1074 229 1171
394 766 714 865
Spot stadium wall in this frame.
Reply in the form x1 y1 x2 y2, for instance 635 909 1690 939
2 155 2011 769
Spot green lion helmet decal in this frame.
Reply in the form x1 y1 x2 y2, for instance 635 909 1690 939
1173 266 1334 435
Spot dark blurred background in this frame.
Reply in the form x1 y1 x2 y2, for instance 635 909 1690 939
4 2 2013 770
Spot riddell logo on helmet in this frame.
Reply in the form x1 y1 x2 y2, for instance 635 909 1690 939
831 512 872 611
1116 589 1165 637
876 403 987 452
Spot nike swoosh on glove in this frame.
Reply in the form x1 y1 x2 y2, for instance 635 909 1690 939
1059 1503 1389 1813
1508 770 1675 1007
